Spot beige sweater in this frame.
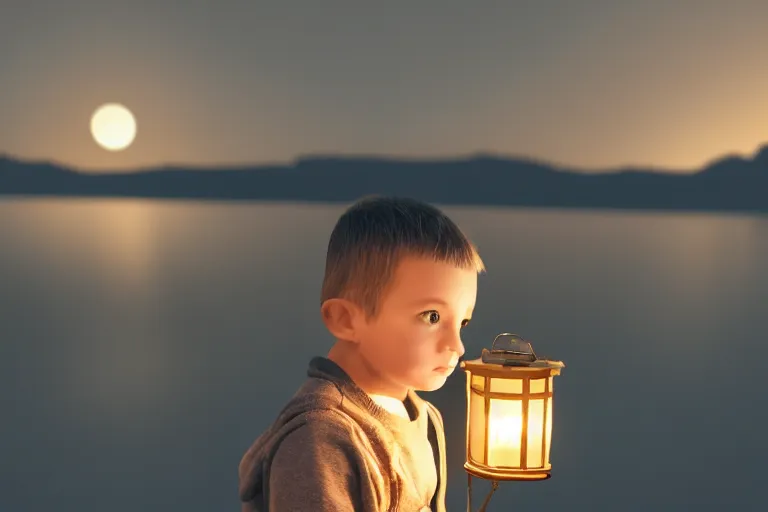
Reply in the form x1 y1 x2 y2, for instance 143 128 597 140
238 357 448 511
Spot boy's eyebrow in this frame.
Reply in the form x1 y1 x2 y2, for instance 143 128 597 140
412 298 475 316
412 297 449 306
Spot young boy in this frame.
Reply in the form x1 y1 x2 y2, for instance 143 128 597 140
238 196 485 511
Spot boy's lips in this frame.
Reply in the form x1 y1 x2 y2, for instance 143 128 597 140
433 357 460 374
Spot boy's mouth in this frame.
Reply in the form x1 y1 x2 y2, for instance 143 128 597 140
433 365 456 375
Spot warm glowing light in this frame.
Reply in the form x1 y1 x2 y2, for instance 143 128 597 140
90 103 137 151
487 400 523 465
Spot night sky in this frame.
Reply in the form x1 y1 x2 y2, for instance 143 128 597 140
2 0 767 172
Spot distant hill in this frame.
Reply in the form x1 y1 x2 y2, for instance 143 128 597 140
1 146 767 213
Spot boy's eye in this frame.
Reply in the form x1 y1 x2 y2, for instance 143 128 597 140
420 310 440 325
461 319 470 328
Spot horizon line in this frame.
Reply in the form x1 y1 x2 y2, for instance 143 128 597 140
2 142 767 175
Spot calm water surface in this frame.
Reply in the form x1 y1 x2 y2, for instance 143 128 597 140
1 198 766 511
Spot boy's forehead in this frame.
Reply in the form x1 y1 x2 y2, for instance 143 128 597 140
391 256 448 280
387 256 477 300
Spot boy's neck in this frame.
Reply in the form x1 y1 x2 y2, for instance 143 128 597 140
327 340 410 403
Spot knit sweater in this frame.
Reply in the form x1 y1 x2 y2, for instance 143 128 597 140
238 357 448 511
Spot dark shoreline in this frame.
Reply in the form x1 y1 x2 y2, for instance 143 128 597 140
2 152 766 214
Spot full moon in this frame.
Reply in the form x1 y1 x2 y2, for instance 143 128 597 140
90 103 137 151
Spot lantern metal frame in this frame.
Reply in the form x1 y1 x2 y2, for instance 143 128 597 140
460 333 565 512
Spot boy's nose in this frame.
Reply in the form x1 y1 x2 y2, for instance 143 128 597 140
444 334 465 359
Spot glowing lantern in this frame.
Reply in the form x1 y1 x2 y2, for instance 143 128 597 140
461 333 565 511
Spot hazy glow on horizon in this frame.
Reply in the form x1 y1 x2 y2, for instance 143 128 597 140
2 1 768 173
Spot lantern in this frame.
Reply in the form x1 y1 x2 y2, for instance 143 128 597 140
461 333 565 511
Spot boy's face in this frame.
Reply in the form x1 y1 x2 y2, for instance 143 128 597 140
357 255 477 394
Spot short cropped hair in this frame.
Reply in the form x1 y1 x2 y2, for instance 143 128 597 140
321 196 485 319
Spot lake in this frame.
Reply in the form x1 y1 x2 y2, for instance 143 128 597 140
1 198 766 511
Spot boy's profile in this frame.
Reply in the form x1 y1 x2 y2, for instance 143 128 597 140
238 196 485 511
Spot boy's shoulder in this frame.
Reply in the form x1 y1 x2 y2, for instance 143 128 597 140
255 376 364 450
239 360 449 511
238 375 386 510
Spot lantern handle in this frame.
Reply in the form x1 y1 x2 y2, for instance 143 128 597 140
491 333 537 357
481 332 565 368
482 333 537 365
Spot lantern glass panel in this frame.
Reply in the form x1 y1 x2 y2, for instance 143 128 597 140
490 376 523 394
530 378 546 394
544 396 553 465
487 398 522 467
526 398 545 468
469 386 486 462
471 375 485 391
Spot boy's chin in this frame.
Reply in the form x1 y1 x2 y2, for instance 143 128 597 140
414 374 450 392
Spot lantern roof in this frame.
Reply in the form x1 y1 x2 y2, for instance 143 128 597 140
469 333 565 370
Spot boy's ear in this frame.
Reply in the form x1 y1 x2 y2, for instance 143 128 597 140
320 298 365 343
